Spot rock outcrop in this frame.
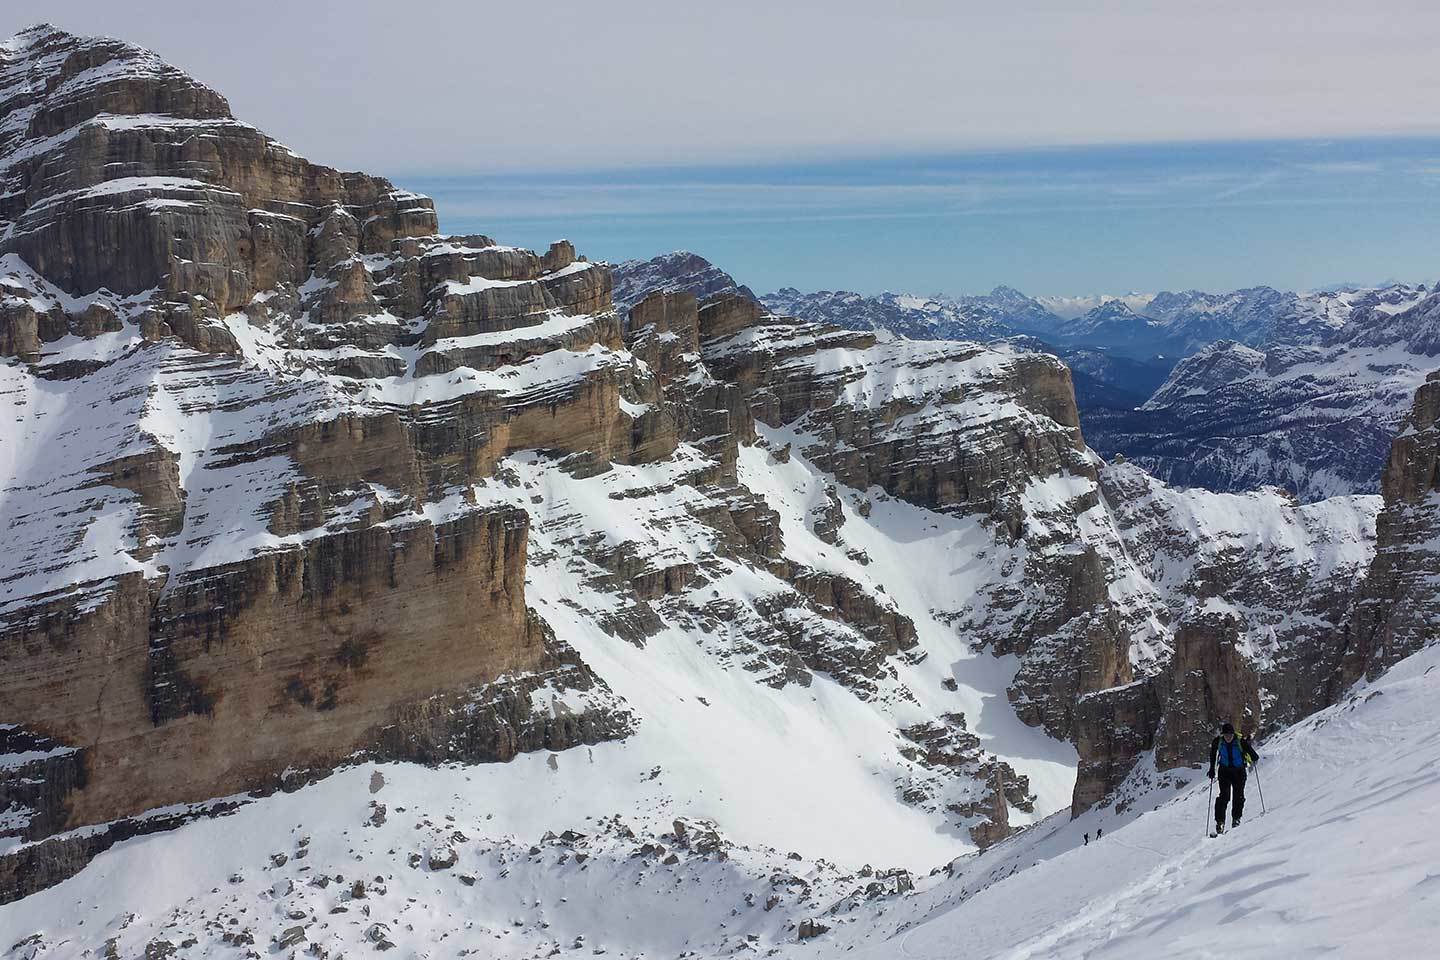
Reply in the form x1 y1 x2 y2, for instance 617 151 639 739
1069 462 1382 812
610 250 756 313
0 25 644 892
0 24 1108 889
1338 371 1440 685
897 713 1034 849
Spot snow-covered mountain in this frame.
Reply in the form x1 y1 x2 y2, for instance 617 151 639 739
752 273 1440 496
621 265 1181 414
753 284 1190 411
757 282 1073 341
1084 292 1440 499
1143 283 1431 353
6 611 1436 958
3 22 1439 958
0 25 1160 901
1035 291 1154 320
760 287 1008 341
1053 299 1176 353
610 250 756 313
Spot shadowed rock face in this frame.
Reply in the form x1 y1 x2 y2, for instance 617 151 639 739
1068 457 1384 813
1339 371 1440 686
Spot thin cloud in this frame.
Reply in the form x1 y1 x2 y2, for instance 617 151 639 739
5 1 1440 173
1212 170 1286 200
1293 161 1385 174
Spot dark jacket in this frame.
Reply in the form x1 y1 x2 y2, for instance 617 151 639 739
1209 735 1259 774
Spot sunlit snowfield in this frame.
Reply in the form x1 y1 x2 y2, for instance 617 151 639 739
6 623 1436 958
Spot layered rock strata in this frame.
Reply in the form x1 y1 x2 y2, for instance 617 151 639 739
8 24 1424 904
1339 370 1440 685
1 24 1092 890
0 25 644 891
1069 464 1382 812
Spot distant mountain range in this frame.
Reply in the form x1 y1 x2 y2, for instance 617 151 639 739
1034 292 1154 320
610 252 1440 498
1090 287 1440 499
765 274 1432 360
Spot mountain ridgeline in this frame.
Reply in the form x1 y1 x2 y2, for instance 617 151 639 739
0 26 1437 951
613 253 1439 500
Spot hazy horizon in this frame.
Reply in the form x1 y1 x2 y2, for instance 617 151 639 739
6 4 1438 298
407 136 1440 298
9 1 1438 171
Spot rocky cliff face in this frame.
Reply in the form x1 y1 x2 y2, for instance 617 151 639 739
1068 372 1440 813
0 24 645 894
610 250 756 313
0 24 1144 894
1339 371 1440 685
1067 464 1380 812
4 23 1430 916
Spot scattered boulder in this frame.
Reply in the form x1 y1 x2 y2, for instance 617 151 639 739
428 846 459 870
798 919 829 939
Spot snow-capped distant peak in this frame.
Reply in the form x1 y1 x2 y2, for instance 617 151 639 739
1036 293 1155 320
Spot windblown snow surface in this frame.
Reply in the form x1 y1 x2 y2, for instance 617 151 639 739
3 629 1436 957
858 644 1440 960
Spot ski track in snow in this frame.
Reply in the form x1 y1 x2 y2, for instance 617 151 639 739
3 644 1436 958
866 646 1440 960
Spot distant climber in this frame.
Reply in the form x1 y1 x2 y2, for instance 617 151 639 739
1208 722 1259 833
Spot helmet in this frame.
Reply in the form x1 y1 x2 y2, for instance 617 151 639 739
1221 722 1235 735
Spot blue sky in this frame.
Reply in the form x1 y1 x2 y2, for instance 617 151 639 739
404 137 1440 298
13 2 1438 299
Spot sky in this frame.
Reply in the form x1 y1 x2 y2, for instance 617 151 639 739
408 138 1440 296
6 1 1440 295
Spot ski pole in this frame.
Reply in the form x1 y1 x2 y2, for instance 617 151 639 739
1253 762 1267 815
1206 771 1215 837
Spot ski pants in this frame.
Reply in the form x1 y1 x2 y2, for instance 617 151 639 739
1215 765 1247 823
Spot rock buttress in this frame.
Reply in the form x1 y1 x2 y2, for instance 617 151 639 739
1339 371 1440 686
0 507 537 834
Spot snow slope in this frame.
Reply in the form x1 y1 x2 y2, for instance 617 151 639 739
841 642 1440 959
4 631 1434 959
